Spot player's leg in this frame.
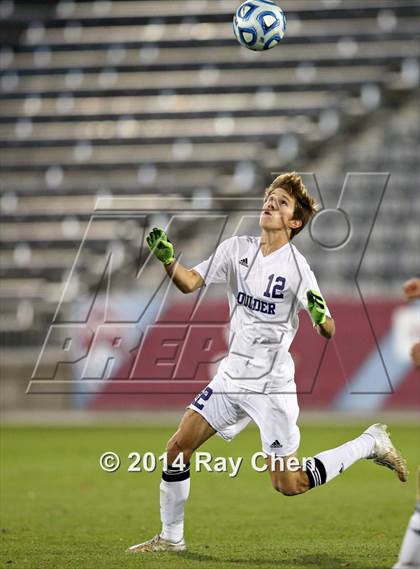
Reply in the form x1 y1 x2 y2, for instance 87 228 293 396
128 372 249 553
165 407 216 464
267 424 408 495
160 408 216 542
393 466 420 569
303 423 408 490
236 386 310 495
127 409 216 553
266 452 309 495
240 387 407 496
266 427 379 495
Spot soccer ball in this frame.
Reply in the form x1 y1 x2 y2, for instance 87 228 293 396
233 0 286 51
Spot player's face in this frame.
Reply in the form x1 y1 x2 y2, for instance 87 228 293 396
259 188 298 232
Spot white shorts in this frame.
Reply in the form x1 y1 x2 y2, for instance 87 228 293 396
187 371 300 456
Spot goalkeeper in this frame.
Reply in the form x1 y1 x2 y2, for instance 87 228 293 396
128 172 408 554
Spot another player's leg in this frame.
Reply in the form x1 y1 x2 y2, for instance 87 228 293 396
267 424 407 496
127 409 216 553
393 466 420 569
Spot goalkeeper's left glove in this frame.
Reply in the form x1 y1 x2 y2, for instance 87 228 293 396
306 289 327 326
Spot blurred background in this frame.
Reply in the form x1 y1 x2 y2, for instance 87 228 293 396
0 0 419 419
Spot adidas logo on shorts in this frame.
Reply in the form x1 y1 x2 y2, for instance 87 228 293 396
239 257 249 267
270 440 283 449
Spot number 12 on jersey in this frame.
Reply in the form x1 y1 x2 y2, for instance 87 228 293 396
263 274 286 299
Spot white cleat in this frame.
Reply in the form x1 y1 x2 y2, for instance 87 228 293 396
364 423 408 482
127 534 187 553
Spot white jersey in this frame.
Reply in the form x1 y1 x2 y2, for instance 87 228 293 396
193 235 331 393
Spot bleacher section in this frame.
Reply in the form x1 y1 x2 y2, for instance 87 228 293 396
0 0 419 348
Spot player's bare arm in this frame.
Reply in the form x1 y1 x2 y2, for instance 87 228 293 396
165 261 204 294
146 227 204 293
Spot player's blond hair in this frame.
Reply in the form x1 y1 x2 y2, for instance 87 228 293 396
264 172 318 239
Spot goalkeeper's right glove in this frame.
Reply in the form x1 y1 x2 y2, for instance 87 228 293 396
146 227 175 266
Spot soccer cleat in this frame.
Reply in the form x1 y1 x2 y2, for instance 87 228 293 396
364 423 408 482
127 534 186 553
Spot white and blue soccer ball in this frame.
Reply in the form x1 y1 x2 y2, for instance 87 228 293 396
233 0 286 51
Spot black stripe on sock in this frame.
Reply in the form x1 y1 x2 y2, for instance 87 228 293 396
162 463 190 483
167 463 189 472
305 461 317 489
306 458 327 489
314 458 327 485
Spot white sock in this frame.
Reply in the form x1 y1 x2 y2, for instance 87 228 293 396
306 433 375 488
393 508 420 569
160 464 190 543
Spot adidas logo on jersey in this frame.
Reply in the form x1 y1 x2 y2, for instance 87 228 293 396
239 258 248 267
270 440 283 449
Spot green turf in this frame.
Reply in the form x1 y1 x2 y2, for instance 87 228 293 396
1 423 418 569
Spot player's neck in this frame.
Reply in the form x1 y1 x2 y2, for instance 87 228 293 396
259 229 290 257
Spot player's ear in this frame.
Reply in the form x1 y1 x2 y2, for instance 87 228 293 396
290 219 302 229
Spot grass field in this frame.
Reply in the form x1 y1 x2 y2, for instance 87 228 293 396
1 423 418 569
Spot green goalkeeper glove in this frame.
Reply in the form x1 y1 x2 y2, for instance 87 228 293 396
146 227 175 266
306 289 327 326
